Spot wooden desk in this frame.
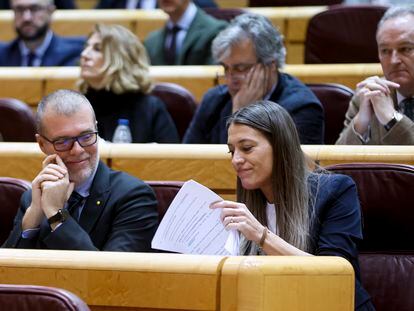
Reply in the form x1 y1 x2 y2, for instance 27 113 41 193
0 7 325 63
0 249 354 311
0 249 225 311
74 0 250 9
221 256 354 310
1 143 413 199
0 64 382 105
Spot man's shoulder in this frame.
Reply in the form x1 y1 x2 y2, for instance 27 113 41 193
51 34 85 49
193 8 228 32
104 164 148 189
200 85 230 108
0 39 18 55
275 72 322 108
144 29 164 45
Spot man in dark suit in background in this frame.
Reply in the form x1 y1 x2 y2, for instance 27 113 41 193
96 0 217 9
0 0 76 9
0 0 84 66
183 13 324 144
144 0 227 65
3 89 158 251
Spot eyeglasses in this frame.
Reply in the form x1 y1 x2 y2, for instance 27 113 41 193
41 132 98 152
220 63 257 77
12 5 48 16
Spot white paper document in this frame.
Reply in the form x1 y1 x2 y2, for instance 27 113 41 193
152 180 239 255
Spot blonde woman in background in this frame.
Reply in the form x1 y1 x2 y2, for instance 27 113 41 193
79 24 179 143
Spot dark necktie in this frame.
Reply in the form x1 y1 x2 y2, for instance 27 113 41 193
27 52 36 67
67 191 84 222
164 25 181 65
401 97 414 121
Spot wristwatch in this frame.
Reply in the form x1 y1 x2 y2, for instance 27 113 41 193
47 209 69 225
384 111 403 131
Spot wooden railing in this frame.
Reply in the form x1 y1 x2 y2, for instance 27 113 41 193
0 249 354 310
0 64 382 105
1 143 413 200
0 6 326 63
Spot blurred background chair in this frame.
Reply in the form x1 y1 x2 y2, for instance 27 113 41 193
0 284 90 311
305 5 387 63
325 163 414 311
307 83 354 144
0 177 31 245
249 0 342 6
0 98 37 142
146 181 184 222
151 83 197 141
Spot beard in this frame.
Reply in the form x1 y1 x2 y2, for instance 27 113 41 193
68 152 99 187
16 22 49 42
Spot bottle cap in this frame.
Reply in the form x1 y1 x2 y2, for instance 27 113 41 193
118 119 129 126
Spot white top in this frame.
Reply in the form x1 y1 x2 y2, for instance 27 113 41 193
266 202 277 234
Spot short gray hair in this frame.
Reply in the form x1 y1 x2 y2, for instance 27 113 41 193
377 5 414 35
212 13 286 68
36 89 96 134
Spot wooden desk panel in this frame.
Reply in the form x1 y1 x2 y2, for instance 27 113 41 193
2 144 413 189
0 249 224 311
0 249 354 311
0 64 382 106
0 64 382 105
75 0 250 9
0 7 325 63
221 256 354 310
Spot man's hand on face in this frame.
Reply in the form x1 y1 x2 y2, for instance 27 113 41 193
21 154 68 230
39 155 74 219
353 76 400 134
232 63 273 112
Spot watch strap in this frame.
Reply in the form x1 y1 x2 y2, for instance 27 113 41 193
384 112 402 131
47 209 69 225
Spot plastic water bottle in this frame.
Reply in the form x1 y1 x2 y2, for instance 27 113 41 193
112 119 132 143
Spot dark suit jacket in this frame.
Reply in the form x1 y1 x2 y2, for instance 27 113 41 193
307 173 373 310
85 89 180 143
3 161 159 252
183 72 324 144
144 8 227 65
0 0 76 9
0 33 85 66
96 0 217 8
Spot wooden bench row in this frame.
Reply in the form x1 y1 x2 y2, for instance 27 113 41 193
1 143 413 199
0 64 382 105
0 249 354 310
0 6 326 64
74 0 250 9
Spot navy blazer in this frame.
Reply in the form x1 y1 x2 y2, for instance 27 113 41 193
96 0 217 8
85 89 180 143
0 33 85 66
307 173 374 310
183 72 325 144
0 0 76 9
3 161 159 252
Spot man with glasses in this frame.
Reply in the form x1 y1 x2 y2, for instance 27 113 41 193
3 89 159 251
183 13 324 144
0 0 84 66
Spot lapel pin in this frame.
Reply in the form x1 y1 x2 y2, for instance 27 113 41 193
96 201 101 206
